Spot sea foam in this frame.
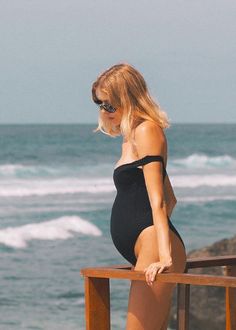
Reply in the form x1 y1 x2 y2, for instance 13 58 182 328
0 216 102 248
0 164 59 177
1 154 235 178
1 174 236 198
172 174 236 188
171 153 235 169
0 178 115 197
178 195 236 203
0 163 112 178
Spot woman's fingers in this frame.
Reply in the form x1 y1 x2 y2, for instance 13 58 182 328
157 266 165 274
144 263 158 285
144 262 170 285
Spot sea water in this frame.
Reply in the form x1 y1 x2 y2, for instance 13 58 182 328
0 123 235 329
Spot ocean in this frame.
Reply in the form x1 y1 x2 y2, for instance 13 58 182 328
0 123 235 330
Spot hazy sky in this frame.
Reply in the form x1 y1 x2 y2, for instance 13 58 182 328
0 0 235 124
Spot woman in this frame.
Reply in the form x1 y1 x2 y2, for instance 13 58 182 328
92 63 186 330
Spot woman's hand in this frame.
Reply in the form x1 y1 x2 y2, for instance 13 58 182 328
144 258 173 286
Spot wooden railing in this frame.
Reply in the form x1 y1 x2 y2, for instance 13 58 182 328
80 255 236 330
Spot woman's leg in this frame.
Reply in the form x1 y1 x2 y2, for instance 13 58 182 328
126 280 175 330
126 226 186 330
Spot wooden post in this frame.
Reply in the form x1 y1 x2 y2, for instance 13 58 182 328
84 277 110 330
224 265 236 330
177 283 190 330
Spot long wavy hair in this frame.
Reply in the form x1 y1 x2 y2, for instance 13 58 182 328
92 63 170 142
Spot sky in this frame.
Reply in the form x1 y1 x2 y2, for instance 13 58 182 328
0 0 236 124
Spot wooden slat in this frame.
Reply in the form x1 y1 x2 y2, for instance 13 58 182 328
81 269 236 288
155 273 236 288
80 256 236 277
84 277 110 330
177 284 190 330
186 255 236 269
225 265 236 330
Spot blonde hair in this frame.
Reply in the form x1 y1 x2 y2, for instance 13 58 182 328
92 63 170 141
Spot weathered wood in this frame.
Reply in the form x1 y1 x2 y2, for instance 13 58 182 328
177 283 190 330
224 265 236 330
84 277 110 330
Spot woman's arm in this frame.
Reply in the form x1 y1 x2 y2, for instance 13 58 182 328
134 121 173 284
164 174 177 218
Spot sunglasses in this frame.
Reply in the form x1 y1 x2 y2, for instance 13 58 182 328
94 99 117 113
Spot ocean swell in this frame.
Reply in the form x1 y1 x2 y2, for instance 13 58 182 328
0 216 102 248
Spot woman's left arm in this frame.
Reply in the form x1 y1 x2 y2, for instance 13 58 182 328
134 121 173 285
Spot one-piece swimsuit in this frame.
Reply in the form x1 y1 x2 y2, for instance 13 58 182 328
110 155 185 266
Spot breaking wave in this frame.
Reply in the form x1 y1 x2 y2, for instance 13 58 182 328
0 216 102 248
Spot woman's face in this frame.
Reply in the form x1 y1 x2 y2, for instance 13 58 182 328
95 88 123 127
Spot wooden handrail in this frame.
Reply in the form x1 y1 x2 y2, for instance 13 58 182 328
80 255 236 330
81 269 236 287
185 255 236 268
81 255 236 275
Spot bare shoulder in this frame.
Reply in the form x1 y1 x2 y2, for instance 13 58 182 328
135 120 165 138
134 120 167 157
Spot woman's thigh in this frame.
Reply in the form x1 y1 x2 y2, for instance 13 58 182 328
126 279 175 330
125 225 186 330
134 225 186 273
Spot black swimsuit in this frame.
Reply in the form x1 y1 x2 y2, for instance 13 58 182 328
110 155 185 266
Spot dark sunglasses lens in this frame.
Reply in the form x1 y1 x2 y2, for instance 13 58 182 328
94 98 102 105
100 103 116 113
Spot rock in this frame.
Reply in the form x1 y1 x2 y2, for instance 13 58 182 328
169 234 236 330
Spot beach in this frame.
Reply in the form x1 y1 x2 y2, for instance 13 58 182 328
0 123 235 329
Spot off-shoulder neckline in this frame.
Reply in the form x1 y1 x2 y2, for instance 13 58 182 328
114 155 165 172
